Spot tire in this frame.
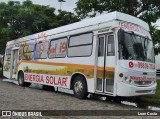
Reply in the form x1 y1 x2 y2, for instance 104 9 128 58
73 75 88 99
18 72 31 87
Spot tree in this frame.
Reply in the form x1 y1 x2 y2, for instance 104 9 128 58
0 0 79 54
151 25 160 55
75 0 160 54
56 10 79 26
75 0 160 23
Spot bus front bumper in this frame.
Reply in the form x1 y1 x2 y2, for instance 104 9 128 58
116 82 157 96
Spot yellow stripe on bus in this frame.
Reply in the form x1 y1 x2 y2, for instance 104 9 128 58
22 60 115 71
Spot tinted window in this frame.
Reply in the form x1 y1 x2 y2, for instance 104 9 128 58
68 33 93 57
35 41 49 59
107 35 115 56
69 33 92 46
98 37 104 57
22 44 35 60
48 38 67 58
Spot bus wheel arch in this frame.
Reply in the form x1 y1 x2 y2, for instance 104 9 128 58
70 73 88 99
18 71 31 87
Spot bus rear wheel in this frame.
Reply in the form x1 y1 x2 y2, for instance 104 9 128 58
73 75 88 99
18 72 31 87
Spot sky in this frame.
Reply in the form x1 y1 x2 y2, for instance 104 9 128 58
0 0 159 28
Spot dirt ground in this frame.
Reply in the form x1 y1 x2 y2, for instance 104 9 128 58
0 78 159 119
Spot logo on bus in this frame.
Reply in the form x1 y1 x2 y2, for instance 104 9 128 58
120 22 150 37
129 61 134 68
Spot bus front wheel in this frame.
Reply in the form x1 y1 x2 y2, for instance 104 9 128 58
18 72 31 87
73 75 88 99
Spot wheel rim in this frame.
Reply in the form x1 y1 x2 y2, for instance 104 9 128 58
74 80 83 95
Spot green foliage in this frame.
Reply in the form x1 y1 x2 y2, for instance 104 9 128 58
142 80 160 100
0 0 79 54
157 79 160 93
75 0 160 22
150 26 160 55
75 0 160 53
56 10 79 26
0 68 1 75
153 79 160 99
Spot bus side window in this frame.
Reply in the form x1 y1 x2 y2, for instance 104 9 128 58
98 37 104 57
107 35 115 56
3 46 12 71
5 46 12 61
19 46 23 60
68 32 93 57
48 38 67 58
23 44 35 60
35 41 49 59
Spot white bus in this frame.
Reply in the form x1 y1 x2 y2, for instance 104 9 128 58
155 54 160 78
3 11 157 99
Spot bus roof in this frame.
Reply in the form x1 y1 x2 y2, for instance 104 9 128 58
8 11 149 45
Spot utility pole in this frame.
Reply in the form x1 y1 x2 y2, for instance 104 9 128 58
58 0 66 11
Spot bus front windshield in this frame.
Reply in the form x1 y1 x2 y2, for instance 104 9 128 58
120 31 155 63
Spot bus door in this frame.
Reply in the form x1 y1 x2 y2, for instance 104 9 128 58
10 48 19 79
96 34 116 94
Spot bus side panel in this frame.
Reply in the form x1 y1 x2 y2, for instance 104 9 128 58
3 71 10 79
17 59 95 92
3 55 11 79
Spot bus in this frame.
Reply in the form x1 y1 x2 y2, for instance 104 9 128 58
155 54 160 78
3 11 157 99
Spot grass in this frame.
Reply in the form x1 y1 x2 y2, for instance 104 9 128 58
141 80 160 102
